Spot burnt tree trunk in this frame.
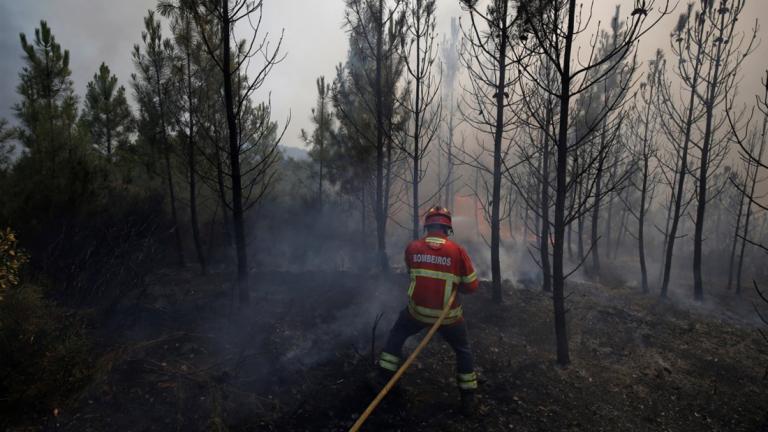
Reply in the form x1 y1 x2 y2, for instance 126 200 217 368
638 155 650 293
221 0 250 303
552 0 577 367
727 181 746 290
693 11 728 302
540 100 552 292
737 115 767 293
374 0 389 272
590 126 607 275
411 19 422 240
155 59 185 268
184 16 206 275
660 60 700 297
490 0 509 303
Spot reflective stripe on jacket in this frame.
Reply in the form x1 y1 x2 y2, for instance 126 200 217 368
405 232 479 325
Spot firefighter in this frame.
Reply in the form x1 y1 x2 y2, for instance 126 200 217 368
375 205 480 415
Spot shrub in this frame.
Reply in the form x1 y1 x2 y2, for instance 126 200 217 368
0 228 92 426
0 228 28 300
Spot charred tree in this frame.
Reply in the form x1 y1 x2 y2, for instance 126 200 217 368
174 0 288 304
401 0 442 240
691 0 754 301
167 6 207 275
439 17 461 209
657 4 706 298
517 0 668 365
726 168 746 291
459 0 524 302
726 69 768 293
625 50 663 293
342 0 407 271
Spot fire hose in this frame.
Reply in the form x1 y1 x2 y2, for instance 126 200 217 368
348 290 458 432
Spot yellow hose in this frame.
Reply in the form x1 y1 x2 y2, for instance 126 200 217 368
348 290 458 432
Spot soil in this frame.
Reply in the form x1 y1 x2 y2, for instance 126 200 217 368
22 268 768 432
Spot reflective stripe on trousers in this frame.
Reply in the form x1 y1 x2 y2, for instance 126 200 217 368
379 309 477 390
457 371 478 390
379 351 400 372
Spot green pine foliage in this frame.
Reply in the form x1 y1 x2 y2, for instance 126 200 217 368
81 63 135 160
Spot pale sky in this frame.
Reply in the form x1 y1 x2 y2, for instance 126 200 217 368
1 1 767 150
0 0 462 149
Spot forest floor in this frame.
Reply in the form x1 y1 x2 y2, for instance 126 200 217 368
24 266 768 432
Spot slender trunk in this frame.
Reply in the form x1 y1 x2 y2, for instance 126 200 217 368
658 147 679 287
515 188 521 245
186 25 206 275
567 152 578 261
447 106 454 209
207 198 220 261
604 167 616 258
616 191 630 254
638 156 650 293
693 13 728 302
361 186 367 236
637 65 658 294
638 78 655 293
577 210 585 262
215 147 233 248
576 169 585 262
552 0 577 367
540 101 552 292
374 0 388 271
411 21 422 240
106 111 112 159
384 123 394 231
318 98 325 209
737 114 767 293
474 167 481 239
162 147 183 265
221 0 249 304
532 185 539 243
660 187 674 263
735 190 751 295
188 117 206 275
591 128 606 275
155 62 185 267
490 1 509 302
660 67 700 297
727 184 745 290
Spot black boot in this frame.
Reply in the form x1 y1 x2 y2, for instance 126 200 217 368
366 369 388 393
366 369 402 398
460 390 478 417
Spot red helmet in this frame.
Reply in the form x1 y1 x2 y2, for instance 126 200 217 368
424 206 452 230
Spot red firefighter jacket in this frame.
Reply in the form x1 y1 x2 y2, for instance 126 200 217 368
404 232 479 325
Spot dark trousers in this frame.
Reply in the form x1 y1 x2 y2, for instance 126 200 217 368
381 308 475 375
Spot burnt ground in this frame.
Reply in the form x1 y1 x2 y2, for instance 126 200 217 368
20 268 768 432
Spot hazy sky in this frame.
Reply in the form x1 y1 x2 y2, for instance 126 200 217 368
0 0 462 148
1 1 767 150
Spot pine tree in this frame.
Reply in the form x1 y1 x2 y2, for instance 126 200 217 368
132 11 185 267
0 119 15 172
302 76 335 209
14 20 80 175
82 63 134 160
341 0 408 270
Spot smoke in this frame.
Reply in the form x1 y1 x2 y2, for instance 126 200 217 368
206 269 406 394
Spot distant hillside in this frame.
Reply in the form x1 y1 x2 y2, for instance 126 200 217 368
280 145 309 161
